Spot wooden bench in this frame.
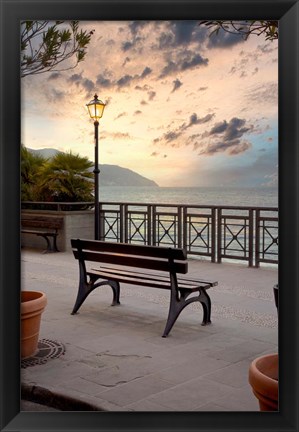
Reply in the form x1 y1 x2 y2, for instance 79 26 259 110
71 239 218 337
21 216 63 253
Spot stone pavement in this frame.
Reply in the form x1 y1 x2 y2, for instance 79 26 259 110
21 248 278 412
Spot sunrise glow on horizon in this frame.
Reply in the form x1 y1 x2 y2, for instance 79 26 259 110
21 21 278 188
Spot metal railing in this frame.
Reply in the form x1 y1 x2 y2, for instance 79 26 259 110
99 202 278 267
22 201 278 267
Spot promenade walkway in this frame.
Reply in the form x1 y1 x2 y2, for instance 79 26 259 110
21 248 278 412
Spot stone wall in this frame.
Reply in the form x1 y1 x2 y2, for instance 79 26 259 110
21 210 94 252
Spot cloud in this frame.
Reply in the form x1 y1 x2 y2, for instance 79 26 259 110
207 26 246 48
181 53 208 70
122 57 130 66
246 82 278 105
96 67 153 90
82 78 95 93
96 74 113 89
209 117 252 141
171 79 183 92
114 112 127 120
141 66 152 78
188 113 215 127
135 84 151 91
49 88 65 101
159 50 208 78
258 43 276 54
156 21 206 50
198 139 251 156
150 151 168 158
195 117 253 156
67 73 95 93
117 74 134 87
48 72 62 81
121 21 151 52
210 120 228 134
128 21 150 37
153 112 215 145
103 131 132 140
148 91 156 100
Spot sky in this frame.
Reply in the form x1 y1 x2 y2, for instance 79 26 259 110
21 21 278 188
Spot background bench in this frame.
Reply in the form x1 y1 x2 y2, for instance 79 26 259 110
71 239 218 337
21 216 63 253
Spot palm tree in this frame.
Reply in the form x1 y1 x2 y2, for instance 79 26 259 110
21 144 46 201
39 151 94 203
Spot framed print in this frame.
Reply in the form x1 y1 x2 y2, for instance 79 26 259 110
0 0 298 431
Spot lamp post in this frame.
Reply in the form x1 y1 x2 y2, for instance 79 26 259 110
86 94 106 240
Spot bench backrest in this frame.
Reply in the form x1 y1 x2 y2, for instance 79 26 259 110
71 239 188 274
21 216 64 230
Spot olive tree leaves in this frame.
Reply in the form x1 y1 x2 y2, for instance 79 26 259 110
21 21 94 78
199 20 278 42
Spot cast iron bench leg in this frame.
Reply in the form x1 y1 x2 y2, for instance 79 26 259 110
110 280 121 306
37 233 58 253
52 234 59 252
162 291 189 338
198 289 212 325
37 234 52 253
162 288 212 337
71 278 120 315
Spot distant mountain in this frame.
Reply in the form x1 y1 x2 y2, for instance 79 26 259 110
99 164 158 187
28 147 63 159
27 147 159 187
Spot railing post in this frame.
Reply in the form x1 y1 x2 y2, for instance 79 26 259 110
217 207 222 263
99 203 105 240
255 209 260 268
248 209 254 267
152 205 157 246
211 207 216 263
124 204 128 243
147 205 152 246
178 206 183 248
182 206 187 251
120 204 125 243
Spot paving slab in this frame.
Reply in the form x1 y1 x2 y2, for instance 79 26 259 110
21 248 278 412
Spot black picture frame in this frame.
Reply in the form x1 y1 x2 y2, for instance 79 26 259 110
0 0 298 431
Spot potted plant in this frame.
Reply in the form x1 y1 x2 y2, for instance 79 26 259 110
248 284 278 411
21 291 47 359
248 353 278 411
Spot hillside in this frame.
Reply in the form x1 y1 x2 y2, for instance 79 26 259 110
27 148 159 187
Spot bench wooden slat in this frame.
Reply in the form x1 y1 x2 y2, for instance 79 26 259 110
92 266 216 290
89 267 214 291
73 250 188 274
21 229 58 236
21 217 63 230
71 238 187 260
88 269 173 290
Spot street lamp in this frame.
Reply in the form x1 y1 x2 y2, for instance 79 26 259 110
86 94 106 240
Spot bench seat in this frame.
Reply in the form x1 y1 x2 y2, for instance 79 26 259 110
21 216 63 252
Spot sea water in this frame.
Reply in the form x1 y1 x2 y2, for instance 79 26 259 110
99 186 278 208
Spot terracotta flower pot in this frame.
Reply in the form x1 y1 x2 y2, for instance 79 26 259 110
248 353 278 411
21 291 47 359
